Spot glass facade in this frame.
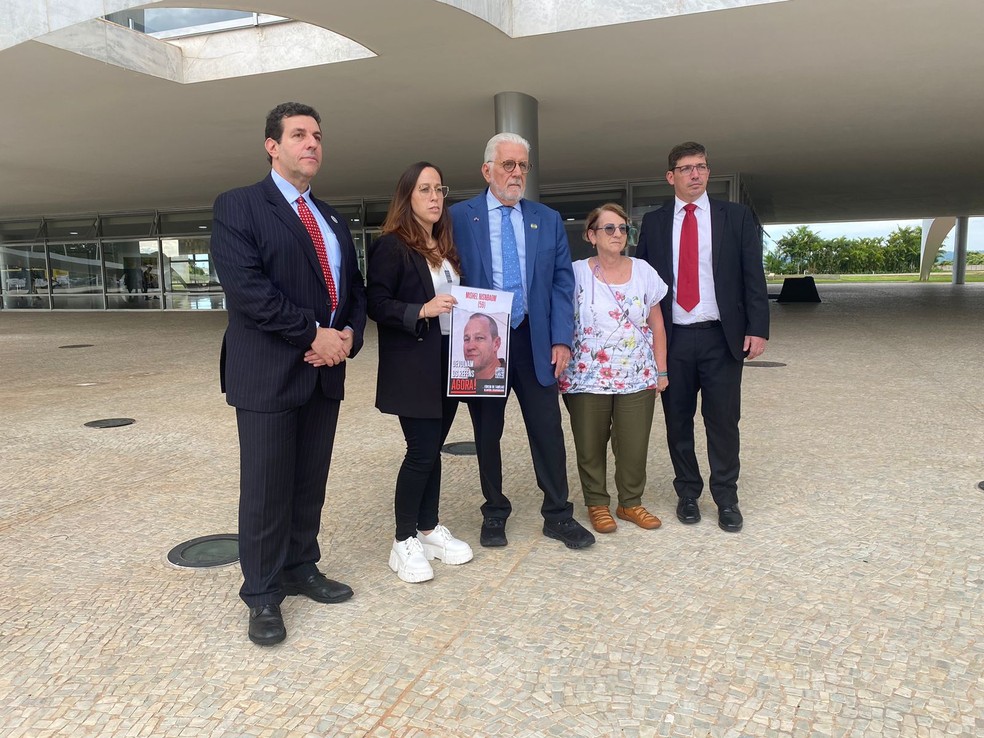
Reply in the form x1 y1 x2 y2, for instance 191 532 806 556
48 241 103 309
0 174 742 311
1 243 49 310
104 239 162 309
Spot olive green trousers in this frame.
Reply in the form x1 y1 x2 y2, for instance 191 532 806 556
562 389 657 508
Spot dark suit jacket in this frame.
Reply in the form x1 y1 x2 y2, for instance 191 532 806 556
211 174 367 412
450 191 574 387
366 233 447 418
635 197 769 360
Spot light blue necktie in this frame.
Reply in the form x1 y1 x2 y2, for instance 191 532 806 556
499 205 526 328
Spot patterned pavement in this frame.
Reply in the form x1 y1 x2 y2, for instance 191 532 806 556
0 283 981 737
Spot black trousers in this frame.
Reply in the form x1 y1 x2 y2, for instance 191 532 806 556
235 385 339 607
466 319 573 522
394 338 459 540
661 322 743 507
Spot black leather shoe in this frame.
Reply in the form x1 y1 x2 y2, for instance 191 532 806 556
543 517 596 549
480 517 508 547
248 604 286 646
718 505 743 532
676 497 701 524
282 571 354 603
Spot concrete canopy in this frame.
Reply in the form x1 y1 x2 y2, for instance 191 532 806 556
1 0 982 223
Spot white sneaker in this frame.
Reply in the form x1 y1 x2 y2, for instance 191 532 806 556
388 537 434 583
417 525 474 566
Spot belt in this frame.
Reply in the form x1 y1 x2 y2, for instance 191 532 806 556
673 320 721 330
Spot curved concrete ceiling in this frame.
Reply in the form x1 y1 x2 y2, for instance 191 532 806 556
1 0 982 224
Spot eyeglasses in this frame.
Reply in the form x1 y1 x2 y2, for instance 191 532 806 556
590 224 630 236
672 163 709 175
488 160 532 174
417 185 450 198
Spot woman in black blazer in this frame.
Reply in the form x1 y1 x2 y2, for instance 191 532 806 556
367 161 473 583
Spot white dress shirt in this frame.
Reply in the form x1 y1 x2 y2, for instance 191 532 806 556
485 190 528 303
671 191 720 324
271 168 342 324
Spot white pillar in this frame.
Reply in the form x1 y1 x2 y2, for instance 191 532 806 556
919 217 956 281
952 217 969 284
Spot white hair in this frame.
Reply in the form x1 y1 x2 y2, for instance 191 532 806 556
484 132 530 164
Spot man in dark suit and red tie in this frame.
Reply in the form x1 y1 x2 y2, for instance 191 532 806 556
450 133 594 550
211 102 367 645
635 142 769 533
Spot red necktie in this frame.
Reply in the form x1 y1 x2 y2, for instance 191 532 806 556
296 195 338 311
677 203 699 312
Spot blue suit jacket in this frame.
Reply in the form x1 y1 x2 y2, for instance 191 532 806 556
450 191 574 387
211 174 367 412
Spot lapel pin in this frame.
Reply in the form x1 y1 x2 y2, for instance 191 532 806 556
330 215 339 224
473 217 480 222
530 223 538 230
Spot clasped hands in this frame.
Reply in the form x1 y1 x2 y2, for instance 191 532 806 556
303 327 353 367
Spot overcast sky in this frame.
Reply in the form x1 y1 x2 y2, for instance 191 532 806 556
762 217 983 253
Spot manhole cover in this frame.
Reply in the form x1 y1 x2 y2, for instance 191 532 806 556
167 534 239 569
746 361 787 368
84 418 135 428
59 344 93 349
442 442 477 456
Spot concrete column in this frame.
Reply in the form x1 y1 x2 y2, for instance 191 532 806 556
952 216 969 284
919 217 956 281
494 92 539 201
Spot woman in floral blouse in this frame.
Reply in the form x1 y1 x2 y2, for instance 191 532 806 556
559 203 669 534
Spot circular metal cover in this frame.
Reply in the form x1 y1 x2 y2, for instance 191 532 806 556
745 361 787 368
442 441 477 456
167 534 239 569
84 418 135 428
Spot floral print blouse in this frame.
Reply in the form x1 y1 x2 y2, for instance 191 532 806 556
559 257 668 395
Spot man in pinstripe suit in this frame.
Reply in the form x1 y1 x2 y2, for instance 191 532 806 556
211 102 367 646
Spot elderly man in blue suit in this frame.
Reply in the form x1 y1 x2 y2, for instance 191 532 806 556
450 133 594 550
211 102 367 645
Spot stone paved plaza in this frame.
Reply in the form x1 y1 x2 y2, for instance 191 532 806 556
1 283 981 738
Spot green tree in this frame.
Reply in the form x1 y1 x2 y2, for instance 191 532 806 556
775 226 825 274
854 237 886 273
825 236 855 273
763 251 787 274
883 226 922 272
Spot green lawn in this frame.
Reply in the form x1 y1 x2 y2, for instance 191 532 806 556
766 273 984 284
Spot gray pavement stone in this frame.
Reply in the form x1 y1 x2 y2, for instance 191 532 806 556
0 283 982 737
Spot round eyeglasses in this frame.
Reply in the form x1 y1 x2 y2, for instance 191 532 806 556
488 160 532 174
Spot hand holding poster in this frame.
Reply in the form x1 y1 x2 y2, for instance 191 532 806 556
447 286 513 397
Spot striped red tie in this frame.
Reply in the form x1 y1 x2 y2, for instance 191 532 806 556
296 195 338 311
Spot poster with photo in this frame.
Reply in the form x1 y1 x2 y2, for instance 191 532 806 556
447 286 513 397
